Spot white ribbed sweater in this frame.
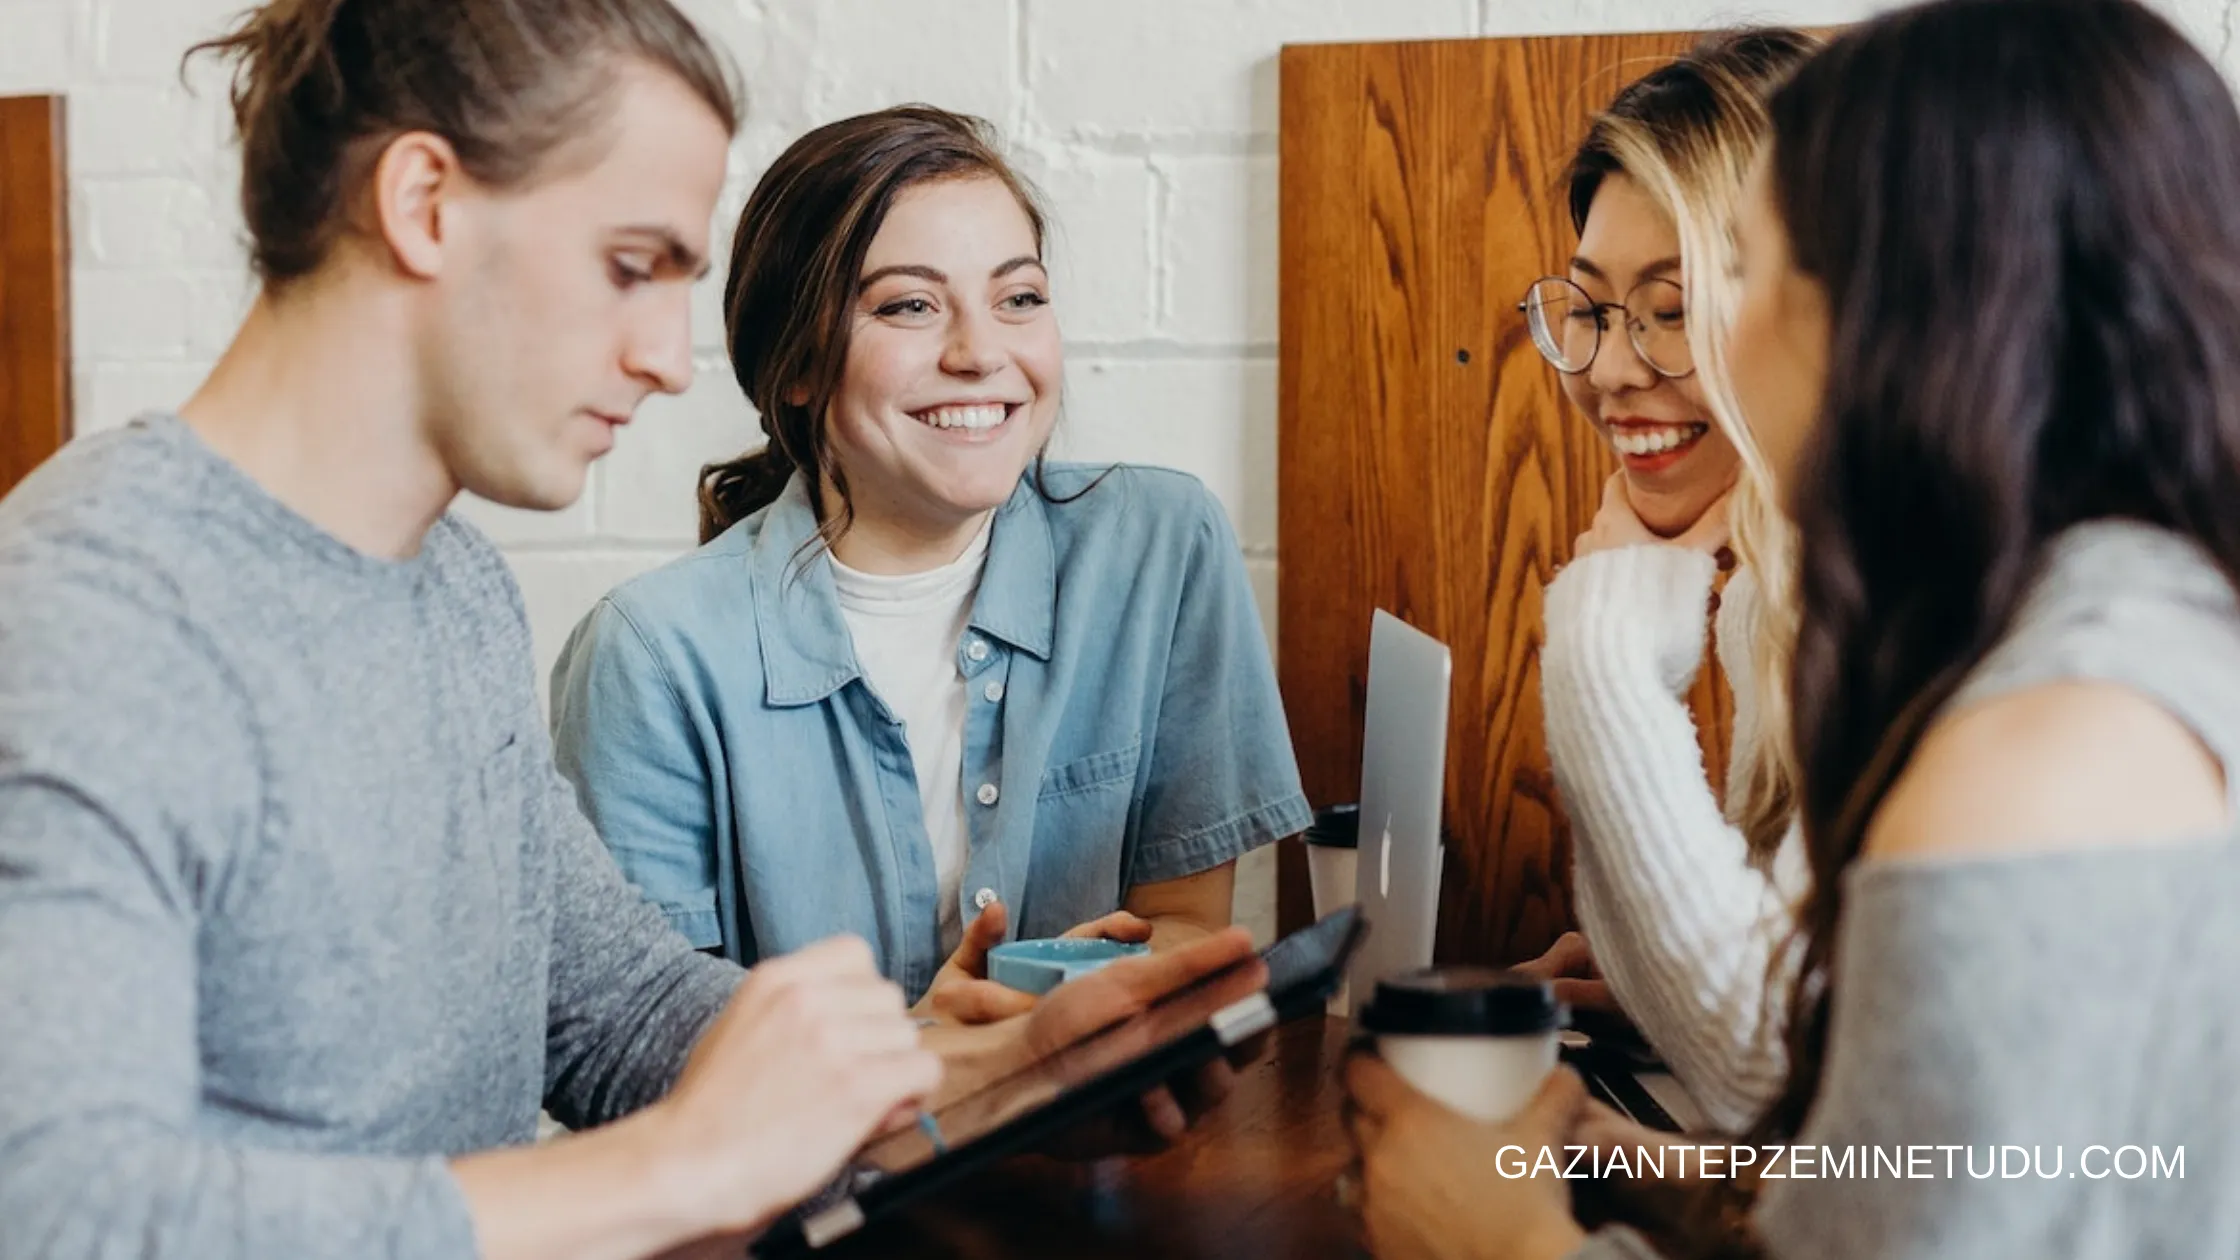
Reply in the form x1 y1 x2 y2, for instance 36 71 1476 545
1539 544 1806 1133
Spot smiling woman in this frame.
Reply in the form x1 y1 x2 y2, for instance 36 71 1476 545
1534 170 1730 526
1520 27 1821 1136
694 107 1063 554
548 105 1311 1024
810 175 1064 569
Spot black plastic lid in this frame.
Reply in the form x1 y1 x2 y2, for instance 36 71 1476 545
1358 967 1565 1036
1302 803 1360 849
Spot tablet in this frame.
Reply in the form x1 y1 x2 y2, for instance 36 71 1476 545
752 907 1368 1257
1563 1038 1683 1133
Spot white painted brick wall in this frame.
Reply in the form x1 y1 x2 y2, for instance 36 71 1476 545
13 0 2240 944
1158 154 1278 346
0 3 72 87
596 364 754 543
1053 358 1279 550
1028 0 1477 141
1015 149 1157 343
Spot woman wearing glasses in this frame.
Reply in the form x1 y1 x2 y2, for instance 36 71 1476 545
1516 28 1816 1133
1351 3 2240 1255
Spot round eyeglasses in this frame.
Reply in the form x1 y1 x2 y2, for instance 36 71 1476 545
1516 276 1694 379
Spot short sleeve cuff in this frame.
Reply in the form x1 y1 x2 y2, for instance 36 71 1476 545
1129 792 1312 886
396 1157 488 1259
655 898 722 950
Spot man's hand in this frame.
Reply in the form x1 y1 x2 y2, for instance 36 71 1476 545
923 927 1269 1157
647 937 942 1239
1030 926 1268 1154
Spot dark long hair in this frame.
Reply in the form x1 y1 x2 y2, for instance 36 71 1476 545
1662 0 2240 1252
698 105 1048 545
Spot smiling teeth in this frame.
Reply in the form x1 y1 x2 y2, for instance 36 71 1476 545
920 404 1008 431
1612 423 1708 457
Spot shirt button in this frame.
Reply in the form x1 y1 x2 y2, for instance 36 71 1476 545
973 886 998 910
976 782 1000 806
983 680 1005 704
966 639 990 663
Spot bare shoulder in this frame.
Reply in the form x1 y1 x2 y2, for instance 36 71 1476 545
1864 681 2231 863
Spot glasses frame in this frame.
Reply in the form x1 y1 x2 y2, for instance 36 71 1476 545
1515 274 1696 381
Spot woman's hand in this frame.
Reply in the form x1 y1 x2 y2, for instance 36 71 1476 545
1344 1052 1590 1260
1026 926 1266 1154
1512 931 1618 1014
1574 473 1731 562
913 902 1156 1025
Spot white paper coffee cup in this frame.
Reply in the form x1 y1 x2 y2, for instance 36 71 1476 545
1307 845 1358 920
1360 968 1565 1124
1302 805 1362 1016
1377 1030 1558 1122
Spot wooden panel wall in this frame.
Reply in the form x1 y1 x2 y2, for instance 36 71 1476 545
1 95 71 497
1276 35 1735 966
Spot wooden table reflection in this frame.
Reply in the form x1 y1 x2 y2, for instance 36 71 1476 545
823 1016 1367 1260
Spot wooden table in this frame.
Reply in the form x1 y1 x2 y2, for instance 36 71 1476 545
824 1016 1368 1259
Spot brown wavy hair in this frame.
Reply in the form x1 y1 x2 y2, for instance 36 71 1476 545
187 0 739 288
697 105 1050 546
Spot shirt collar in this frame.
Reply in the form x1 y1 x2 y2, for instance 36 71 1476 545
748 472 1057 708
969 476 1056 663
746 476 856 707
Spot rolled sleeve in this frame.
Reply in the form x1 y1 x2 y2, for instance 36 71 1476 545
550 598 726 950
1129 489 1312 887
1131 793 1313 886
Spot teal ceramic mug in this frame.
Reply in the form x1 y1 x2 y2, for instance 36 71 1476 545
986 937 1151 996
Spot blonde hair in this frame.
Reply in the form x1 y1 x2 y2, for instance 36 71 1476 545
1569 29 1818 861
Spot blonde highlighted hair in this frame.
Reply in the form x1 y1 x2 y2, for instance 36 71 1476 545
1565 29 1819 862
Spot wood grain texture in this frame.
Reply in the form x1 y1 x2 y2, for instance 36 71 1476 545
0 95 70 498
820 1017 1360 1259
1276 36 1735 966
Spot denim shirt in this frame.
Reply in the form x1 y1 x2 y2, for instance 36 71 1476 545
549 463 1310 999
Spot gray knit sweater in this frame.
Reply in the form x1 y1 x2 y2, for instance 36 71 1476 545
1576 521 2240 1258
0 416 743 1258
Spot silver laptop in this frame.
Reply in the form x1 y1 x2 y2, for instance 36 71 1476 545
1345 609 1453 1009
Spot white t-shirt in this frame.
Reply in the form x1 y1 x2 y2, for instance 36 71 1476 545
828 521 993 954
